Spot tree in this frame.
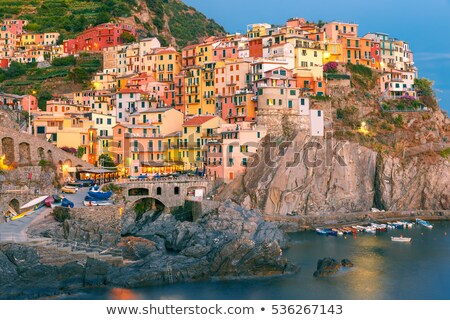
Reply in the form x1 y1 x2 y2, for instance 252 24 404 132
98 154 116 169
414 78 434 97
76 147 85 159
95 11 111 25
120 31 137 44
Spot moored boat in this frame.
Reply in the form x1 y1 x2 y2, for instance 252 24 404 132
87 190 113 200
391 236 412 242
416 219 433 229
324 228 338 236
316 228 328 235
364 226 376 234
83 196 114 207
332 228 344 236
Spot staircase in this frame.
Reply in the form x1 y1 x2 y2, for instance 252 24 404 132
26 237 124 267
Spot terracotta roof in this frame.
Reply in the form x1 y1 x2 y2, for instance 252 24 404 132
183 115 218 126
117 88 147 94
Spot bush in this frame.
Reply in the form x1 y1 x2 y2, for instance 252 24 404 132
39 159 51 167
52 56 76 67
393 115 403 128
52 206 70 222
348 63 373 78
323 62 338 73
440 148 450 158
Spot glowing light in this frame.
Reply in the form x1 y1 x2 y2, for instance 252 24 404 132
323 52 331 59
62 164 69 171
0 155 11 171
358 121 370 135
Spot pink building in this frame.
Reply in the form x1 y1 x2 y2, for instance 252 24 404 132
21 95 38 111
206 122 267 182
213 41 239 61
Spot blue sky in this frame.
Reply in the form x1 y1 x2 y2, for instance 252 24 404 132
184 0 450 113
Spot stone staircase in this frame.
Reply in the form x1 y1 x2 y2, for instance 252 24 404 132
26 237 124 267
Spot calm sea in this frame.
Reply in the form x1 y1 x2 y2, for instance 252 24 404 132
60 221 450 300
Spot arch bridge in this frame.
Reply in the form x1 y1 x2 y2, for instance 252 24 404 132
113 178 213 208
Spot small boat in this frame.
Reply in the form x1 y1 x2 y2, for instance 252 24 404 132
89 185 100 192
352 225 365 232
324 228 338 236
364 226 377 234
83 196 114 207
391 236 412 242
62 185 78 194
61 198 74 208
416 219 433 229
402 220 414 229
87 190 113 200
44 196 55 207
52 194 63 203
316 228 328 235
332 228 344 236
342 227 354 234
371 223 387 232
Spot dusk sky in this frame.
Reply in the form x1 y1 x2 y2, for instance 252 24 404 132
184 0 450 112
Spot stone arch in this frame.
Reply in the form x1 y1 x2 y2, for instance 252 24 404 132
1 137 15 165
47 149 53 163
132 197 166 215
18 142 31 165
156 187 162 195
8 199 20 214
64 159 73 167
37 147 45 160
174 186 180 195
128 188 149 196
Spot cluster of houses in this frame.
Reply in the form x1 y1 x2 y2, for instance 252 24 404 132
0 17 419 182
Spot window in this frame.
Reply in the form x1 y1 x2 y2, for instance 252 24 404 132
318 110 322 117
300 98 305 106
196 126 200 133
257 132 261 139
184 127 187 134
107 118 112 125
288 100 293 108
228 145 233 153
37 126 45 134
290 90 296 96
174 187 180 195
156 187 162 195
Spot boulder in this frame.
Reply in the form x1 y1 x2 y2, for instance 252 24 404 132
313 257 341 278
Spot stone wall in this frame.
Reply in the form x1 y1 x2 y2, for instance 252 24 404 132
0 125 92 169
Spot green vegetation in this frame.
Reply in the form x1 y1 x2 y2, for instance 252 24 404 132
0 0 226 48
98 154 117 169
51 206 71 222
119 31 137 44
0 55 102 100
440 148 450 158
336 106 359 128
414 78 437 109
348 63 377 90
102 183 123 194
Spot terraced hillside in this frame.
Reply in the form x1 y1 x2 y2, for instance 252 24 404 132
0 0 226 47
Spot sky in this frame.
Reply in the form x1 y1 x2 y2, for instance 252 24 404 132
184 0 450 113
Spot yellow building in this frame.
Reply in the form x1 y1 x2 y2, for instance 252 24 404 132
181 115 224 169
247 23 271 39
55 115 98 165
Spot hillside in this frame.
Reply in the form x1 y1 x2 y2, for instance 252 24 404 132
0 0 226 48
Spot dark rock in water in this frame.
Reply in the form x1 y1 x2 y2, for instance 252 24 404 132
0 251 18 285
313 257 341 278
314 257 354 277
341 259 354 268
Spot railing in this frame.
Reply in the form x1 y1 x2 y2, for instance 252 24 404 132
117 176 209 184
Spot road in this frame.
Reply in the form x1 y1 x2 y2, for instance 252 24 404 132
0 188 89 243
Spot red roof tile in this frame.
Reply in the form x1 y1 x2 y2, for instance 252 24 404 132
183 115 218 126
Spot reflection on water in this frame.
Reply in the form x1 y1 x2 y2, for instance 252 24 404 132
63 221 450 300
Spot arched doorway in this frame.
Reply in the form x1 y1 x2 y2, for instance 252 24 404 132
47 150 53 163
37 147 45 160
18 142 31 165
1 137 15 165
8 199 20 214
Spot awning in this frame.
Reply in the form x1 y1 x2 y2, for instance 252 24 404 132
78 168 118 174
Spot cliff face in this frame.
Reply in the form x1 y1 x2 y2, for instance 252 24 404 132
222 132 449 216
239 134 378 215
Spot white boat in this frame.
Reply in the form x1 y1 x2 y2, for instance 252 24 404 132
364 226 377 234
83 200 114 207
332 228 344 236
391 236 412 242
416 219 433 229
